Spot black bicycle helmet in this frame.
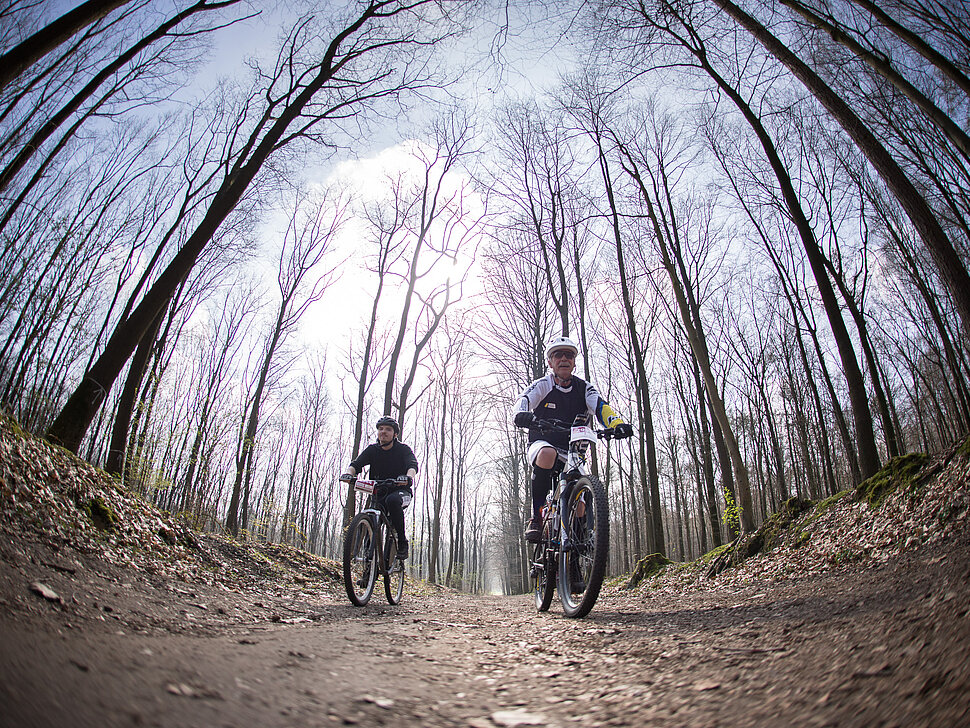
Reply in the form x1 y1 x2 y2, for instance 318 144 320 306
375 415 400 436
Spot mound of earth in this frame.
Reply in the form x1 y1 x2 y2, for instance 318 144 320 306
2 415 969 727
635 438 970 595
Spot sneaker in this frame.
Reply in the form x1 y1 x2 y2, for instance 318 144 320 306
396 540 409 560
524 519 542 543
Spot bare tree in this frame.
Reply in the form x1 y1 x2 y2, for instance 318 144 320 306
710 0 970 343
47 1 464 453
225 186 347 536
611 0 882 480
778 0 970 161
490 101 587 337
566 82 668 551
847 0 970 98
614 125 756 533
381 111 482 426
175 284 259 522
0 0 249 198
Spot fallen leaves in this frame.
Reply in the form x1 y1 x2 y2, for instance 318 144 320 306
0 414 346 613
30 581 62 603
490 708 548 726
165 682 222 699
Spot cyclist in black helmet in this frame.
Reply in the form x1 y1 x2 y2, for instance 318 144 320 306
339 416 419 559
512 336 634 543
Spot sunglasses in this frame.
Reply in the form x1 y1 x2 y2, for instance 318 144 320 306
550 350 576 360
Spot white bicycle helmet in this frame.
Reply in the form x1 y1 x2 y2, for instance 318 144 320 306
544 335 579 360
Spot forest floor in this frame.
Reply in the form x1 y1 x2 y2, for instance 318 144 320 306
2 417 970 727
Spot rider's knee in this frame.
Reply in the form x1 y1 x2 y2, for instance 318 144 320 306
534 447 558 470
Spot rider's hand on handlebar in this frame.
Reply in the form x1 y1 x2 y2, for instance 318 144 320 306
514 411 536 428
396 474 413 489
612 422 634 439
338 473 354 483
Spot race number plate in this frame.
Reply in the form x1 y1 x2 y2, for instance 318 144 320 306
354 479 376 494
570 425 597 444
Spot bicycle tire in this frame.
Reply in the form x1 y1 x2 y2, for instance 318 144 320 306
343 513 377 606
532 538 555 612
558 475 609 618
383 526 405 605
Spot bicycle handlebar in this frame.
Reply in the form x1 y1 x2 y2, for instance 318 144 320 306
532 417 620 440
339 476 399 486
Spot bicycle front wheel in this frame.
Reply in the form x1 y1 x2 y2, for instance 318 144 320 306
343 513 377 606
383 526 405 605
559 475 609 618
532 539 555 612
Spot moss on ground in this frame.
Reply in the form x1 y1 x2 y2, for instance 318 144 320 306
84 496 118 531
703 497 814 578
756 496 815 554
626 552 674 589
855 453 929 508
700 543 732 565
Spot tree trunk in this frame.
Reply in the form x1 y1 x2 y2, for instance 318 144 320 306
713 0 970 344
0 0 239 194
428 384 448 584
780 0 970 161
822 256 901 459
595 139 665 554
684 20 881 481
613 138 756 532
0 0 136 91
343 284 385 527
848 0 970 98
104 309 164 475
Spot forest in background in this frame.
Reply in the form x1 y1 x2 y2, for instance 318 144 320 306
0 0 967 595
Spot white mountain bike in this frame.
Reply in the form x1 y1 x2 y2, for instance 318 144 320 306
529 417 619 618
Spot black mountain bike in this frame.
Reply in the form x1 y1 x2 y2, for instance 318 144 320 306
530 417 618 618
341 478 405 606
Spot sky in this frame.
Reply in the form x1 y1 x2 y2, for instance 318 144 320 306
181 0 585 376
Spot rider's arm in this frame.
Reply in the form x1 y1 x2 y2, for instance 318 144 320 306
585 381 626 429
346 443 377 478
511 376 553 425
403 444 419 480
391 445 419 488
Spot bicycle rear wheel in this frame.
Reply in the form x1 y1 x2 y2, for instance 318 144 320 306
383 526 405 605
343 513 377 606
532 539 555 612
559 475 609 618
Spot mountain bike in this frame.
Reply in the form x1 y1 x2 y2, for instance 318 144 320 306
529 417 619 618
341 477 406 606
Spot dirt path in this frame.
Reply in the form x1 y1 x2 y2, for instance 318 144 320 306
2 533 969 728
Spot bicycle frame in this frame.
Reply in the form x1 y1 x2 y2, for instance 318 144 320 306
547 424 598 543
353 479 397 573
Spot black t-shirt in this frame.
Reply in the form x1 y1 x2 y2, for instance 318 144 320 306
349 440 419 483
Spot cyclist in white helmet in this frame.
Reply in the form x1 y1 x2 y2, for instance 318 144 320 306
512 335 634 542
